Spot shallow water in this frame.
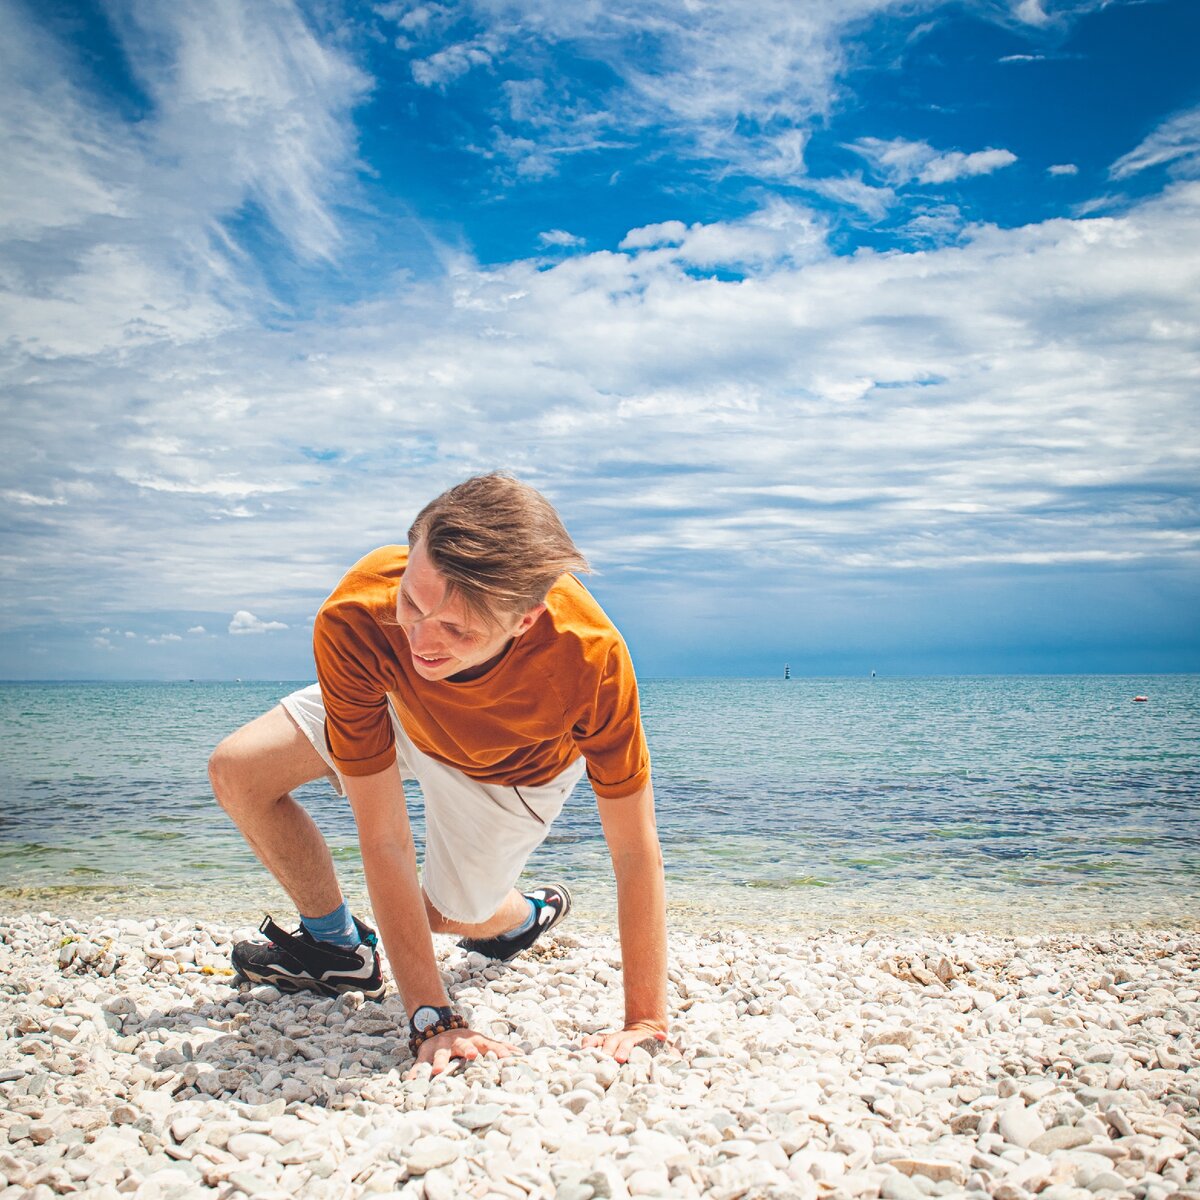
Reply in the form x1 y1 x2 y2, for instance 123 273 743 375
1 676 1196 932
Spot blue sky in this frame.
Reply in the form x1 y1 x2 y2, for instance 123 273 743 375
1 0 1198 679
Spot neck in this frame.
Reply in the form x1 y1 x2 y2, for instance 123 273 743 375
448 639 513 683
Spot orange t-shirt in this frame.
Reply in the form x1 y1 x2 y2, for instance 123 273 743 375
312 546 651 800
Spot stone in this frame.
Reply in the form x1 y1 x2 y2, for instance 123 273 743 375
226 1132 281 1160
453 1105 504 1130
1085 1171 1128 1192
560 1090 597 1114
625 1166 670 1195
911 1069 953 1093
881 1174 926 1200
1030 1126 1092 1155
404 1135 460 1174
999 1105 1046 1149
890 1159 967 1185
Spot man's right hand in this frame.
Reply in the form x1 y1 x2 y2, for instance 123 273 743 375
405 1027 519 1078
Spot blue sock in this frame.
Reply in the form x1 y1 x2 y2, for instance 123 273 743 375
300 900 361 949
500 896 538 939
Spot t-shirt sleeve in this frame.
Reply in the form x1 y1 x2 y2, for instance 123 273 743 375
571 638 651 799
312 602 397 778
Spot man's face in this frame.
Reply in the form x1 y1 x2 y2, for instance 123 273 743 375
397 541 544 682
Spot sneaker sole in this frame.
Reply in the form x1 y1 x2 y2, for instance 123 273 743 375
229 950 385 1000
536 880 571 933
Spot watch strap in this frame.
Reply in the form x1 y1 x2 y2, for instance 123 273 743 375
408 1005 467 1056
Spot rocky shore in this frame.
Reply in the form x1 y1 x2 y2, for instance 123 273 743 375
1 913 1197 1199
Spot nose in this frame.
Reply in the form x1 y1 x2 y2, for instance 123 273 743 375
408 620 445 657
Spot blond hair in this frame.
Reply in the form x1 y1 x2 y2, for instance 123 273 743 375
408 473 590 625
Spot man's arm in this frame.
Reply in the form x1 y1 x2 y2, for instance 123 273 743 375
583 777 669 1062
343 766 516 1074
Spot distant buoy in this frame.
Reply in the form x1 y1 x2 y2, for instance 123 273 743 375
1133 696 1148 702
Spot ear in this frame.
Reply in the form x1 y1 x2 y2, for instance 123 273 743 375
513 602 547 636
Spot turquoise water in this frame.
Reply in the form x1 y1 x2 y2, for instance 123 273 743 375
0 676 1197 932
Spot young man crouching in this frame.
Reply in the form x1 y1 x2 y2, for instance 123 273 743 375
208 473 667 1072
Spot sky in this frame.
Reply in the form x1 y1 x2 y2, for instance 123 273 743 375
1 0 1198 680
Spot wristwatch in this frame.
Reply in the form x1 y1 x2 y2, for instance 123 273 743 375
408 1004 466 1055
411 1004 454 1035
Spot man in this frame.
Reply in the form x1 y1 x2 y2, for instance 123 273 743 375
209 473 667 1074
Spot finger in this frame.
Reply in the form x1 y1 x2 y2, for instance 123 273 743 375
430 1045 453 1076
478 1034 518 1057
453 1038 479 1060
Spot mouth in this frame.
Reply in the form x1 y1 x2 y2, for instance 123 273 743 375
413 651 452 669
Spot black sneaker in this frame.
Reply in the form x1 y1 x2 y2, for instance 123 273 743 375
231 915 385 999
458 882 571 963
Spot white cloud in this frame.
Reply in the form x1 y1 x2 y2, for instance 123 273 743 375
2 489 65 507
852 137 1017 185
620 221 688 250
539 229 585 248
187 625 207 635
411 37 495 87
5 183 1195 635
110 0 370 262
1048 163 1079 176
802 173 896 219
371 1 1102 189
617 205 823 270
0 0 368 362
901 203 965 243
0 8 126 241
146 633 183 645
2 1 1197 661
229 611 289 635
1111 106 1200 181
1012 0 1050 27
383 0 932 183
922 148 1017 183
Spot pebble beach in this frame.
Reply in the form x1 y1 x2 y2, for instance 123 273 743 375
1 914 1197 1200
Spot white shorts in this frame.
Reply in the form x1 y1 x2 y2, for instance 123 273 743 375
280 683 585 924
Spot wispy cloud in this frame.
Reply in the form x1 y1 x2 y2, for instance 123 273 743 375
6 181 1197 641
1111 105 1200 180
382 0 923 183
801 173 896 219
539 229 586 248
0 0 367 361
2 0 1196 677
851 137 1018 185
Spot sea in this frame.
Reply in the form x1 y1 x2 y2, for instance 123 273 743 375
1 676 1197 934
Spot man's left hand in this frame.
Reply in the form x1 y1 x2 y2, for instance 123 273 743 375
581 1021 668 1063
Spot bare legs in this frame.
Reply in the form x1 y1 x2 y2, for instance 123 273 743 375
209 705 527 936
209 705 344 918
423 889 529 939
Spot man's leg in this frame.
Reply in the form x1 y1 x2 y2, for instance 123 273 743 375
422 889 530 939
208 704 342 918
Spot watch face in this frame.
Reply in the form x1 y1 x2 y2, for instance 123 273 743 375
412 1005 443 1033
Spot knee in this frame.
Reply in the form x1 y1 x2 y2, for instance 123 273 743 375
208 734 255 816
422 891 450 933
